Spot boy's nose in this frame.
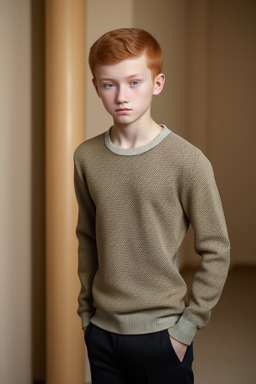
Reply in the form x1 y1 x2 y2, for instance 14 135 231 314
115 86 128 104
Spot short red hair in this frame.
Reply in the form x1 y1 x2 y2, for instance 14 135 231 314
89 28 163 79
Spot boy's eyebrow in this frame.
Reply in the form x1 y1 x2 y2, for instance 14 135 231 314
98 74 145 82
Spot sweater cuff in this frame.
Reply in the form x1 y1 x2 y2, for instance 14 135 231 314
168 315 198 345
80 312 93 329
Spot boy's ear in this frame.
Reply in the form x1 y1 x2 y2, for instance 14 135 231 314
153 73 165 96
92 78 101 98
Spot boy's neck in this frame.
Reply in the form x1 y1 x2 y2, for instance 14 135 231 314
111 118 163 149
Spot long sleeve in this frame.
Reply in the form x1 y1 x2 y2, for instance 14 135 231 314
74 152 98 328
169 152 230 345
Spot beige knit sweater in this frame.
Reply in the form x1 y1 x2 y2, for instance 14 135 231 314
74 125 230 345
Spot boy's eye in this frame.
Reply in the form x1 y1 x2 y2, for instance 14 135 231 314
104 83 115 88
130 81 140 86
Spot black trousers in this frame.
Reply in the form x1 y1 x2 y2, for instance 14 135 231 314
84 323 194 384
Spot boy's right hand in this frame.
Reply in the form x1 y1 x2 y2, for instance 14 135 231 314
169 336 188 362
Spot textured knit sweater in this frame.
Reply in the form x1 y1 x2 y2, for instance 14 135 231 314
74 125 230 345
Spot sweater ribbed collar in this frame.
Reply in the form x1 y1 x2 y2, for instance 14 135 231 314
105 124 171 156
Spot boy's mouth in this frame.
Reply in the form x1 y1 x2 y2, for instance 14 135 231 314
116 108 131 113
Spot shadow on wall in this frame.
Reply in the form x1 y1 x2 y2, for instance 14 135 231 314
31 1 46 382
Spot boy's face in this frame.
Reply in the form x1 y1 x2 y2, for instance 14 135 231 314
93 53 165 128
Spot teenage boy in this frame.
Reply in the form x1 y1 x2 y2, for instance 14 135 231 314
74 28 230 384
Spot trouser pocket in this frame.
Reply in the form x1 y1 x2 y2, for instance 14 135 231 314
163 329 194 365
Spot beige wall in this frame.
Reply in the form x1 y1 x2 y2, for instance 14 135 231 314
185 0 256 266
208 0 256 264
0 1 32 383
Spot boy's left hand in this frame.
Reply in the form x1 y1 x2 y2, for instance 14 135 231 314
169 336 188 362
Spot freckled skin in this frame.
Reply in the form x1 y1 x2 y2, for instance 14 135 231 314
92 53 165 132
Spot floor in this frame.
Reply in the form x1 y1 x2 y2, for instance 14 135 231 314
181 265 256 384
84 266 256 383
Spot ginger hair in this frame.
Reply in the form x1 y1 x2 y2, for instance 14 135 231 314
89 28 163 79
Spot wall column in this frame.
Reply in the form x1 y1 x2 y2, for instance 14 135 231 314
46 0 85 383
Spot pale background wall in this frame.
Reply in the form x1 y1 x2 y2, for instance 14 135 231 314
0 1 32 383
0 0 255 383
208 0 256 265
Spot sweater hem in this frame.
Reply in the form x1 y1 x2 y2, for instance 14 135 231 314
90 309 180 335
